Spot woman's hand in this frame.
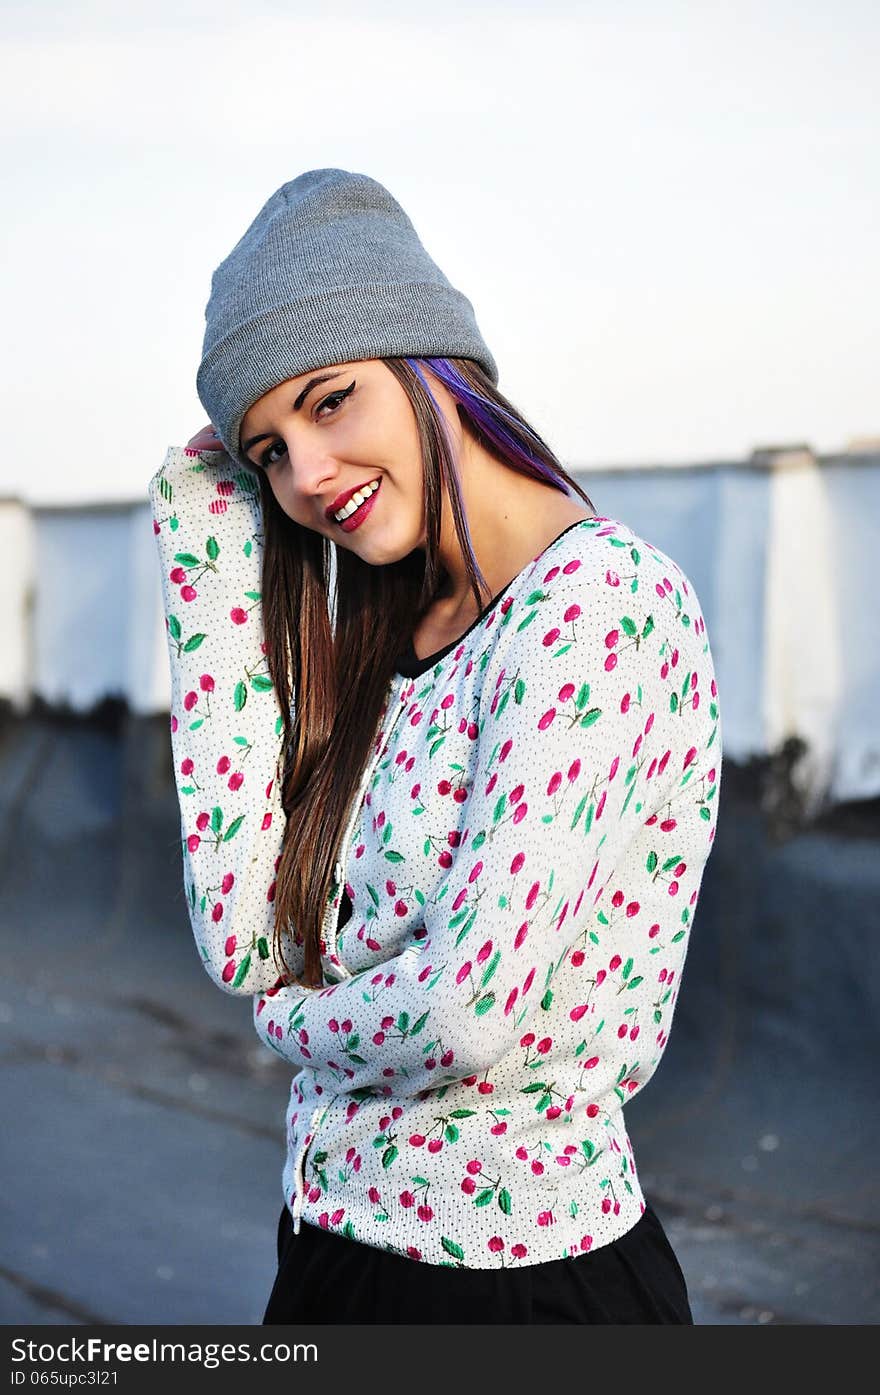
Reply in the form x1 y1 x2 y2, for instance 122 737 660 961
186 423 225 452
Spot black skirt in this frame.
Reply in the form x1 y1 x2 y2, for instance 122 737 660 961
262 1199 693 1325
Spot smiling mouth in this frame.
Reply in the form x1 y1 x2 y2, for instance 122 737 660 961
331 478 381 523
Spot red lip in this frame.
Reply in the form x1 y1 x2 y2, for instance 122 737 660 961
325 478 381 521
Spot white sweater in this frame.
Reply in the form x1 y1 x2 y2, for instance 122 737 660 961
150 447 722 1269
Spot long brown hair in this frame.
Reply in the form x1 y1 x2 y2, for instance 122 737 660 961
257 356 594 988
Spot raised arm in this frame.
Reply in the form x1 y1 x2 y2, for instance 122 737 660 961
149 445 304 994
251 535 721 1093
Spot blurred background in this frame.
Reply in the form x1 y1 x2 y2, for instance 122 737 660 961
1 0 878 1326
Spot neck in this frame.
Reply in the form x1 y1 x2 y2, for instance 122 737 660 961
429 435 593 621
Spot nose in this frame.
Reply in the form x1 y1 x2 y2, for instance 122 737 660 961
279 434 339 505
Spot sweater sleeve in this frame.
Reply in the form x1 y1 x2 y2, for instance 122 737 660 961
251 537 719 1094
149 446 305 995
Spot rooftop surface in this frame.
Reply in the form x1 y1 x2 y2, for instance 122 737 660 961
1 712 877 1326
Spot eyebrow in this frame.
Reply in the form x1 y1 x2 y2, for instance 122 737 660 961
240 372 345 454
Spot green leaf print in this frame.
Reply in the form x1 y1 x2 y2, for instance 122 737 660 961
481 951 501 987
183 633 206 652
621 616 638 637
382 1145 398 1169
514 677 526 704
235 469 258 494
498 1188 512 1215
250 675 273 693
474 992 495 1017
233 682 247 712
457 909 479 943
206 535 219 560
168 614 181 640
441 1237 465 1261
232 953 251 988
581 708 601 728
222 813 242 840
174 552 200 567
244 590 261 602
475 1189 494 1207
158 475 173 503
411 1012 429 1036
626 976 643 990
646 850 658 872
445 1123 459 1143
257 937 269 959
211 807 223 834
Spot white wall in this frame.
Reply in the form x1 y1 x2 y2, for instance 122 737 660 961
32 507 132 709
0 499 34 712
8 451 880 811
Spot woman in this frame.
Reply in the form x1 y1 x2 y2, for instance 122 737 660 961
151 168 721 1324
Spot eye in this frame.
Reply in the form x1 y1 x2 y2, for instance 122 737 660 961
314 379 356 418
257 441 286 470
256 380 355 470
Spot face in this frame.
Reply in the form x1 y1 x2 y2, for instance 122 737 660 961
240 359 454 565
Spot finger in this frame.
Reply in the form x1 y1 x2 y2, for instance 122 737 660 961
186 425 225 451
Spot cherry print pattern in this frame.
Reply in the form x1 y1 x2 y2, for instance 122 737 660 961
150 447 722 1271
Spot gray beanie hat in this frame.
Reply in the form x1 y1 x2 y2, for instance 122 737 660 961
196 168 498 469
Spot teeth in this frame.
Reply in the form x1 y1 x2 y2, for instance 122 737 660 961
334 479 379 522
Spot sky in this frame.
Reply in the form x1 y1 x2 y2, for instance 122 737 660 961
3 0 878 504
